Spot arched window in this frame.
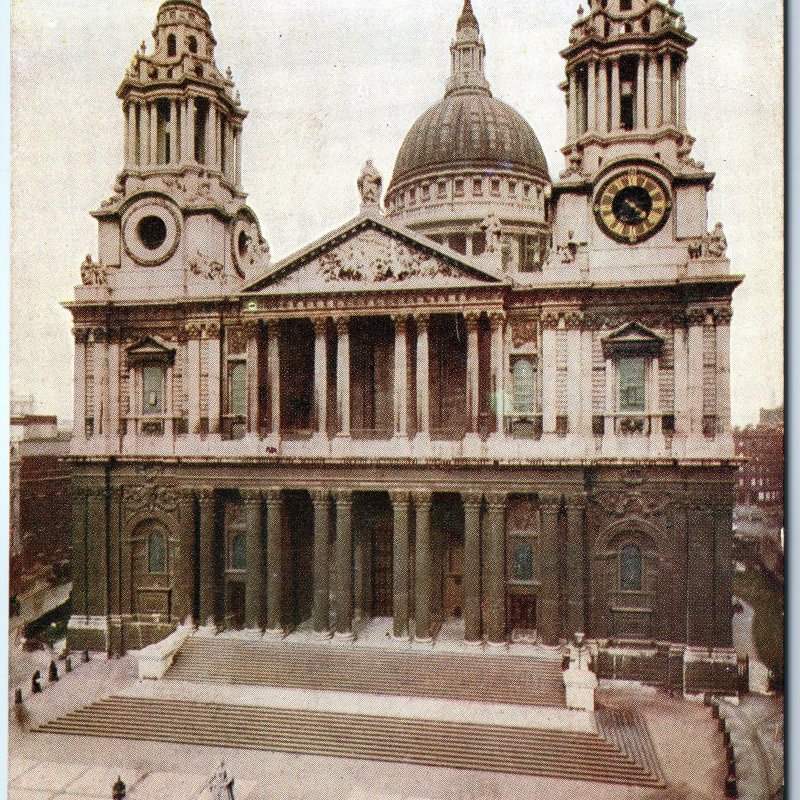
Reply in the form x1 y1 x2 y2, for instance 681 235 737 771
231 533 246 571
512 357 536 414
620 544 642 591
167 34 176 57
512 542 534 580
148 531 166 574
187 35 198 54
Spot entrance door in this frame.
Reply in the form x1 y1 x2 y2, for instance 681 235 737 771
443 535 464 618
508 594 537 634
226 582 245 629
371 521 393 617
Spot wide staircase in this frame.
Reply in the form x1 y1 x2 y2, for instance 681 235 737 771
166 636 566 707
37 695 664 786
34 636 665 787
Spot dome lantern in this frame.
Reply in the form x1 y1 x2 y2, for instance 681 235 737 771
446 0 491 97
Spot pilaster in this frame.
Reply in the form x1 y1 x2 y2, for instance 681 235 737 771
415 314 430 439
539 493 561 645
197 488 216 627
392 315 409 438
465 312 480 434
313 318 329 437
267 320 280 435
335 318 351 438
565 495 586 636
174 490 196 626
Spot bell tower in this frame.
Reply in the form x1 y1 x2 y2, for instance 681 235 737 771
548 0 729 279
79 0 269 302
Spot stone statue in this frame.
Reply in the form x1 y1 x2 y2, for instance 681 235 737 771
479 213 503 254
357 159 382 209
705 222 727 258
80 255 107 286
208 762 235 800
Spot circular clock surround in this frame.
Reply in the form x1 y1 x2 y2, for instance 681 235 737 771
593 167 672 245
122 198 182 266
231 209 268 275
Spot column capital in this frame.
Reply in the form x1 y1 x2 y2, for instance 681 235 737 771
389 490 410 508
412 489 432 508
310 489 330 507
334 317 350 335
564 492 587 511
264 487 283 506
539 492 562 510
488 310 506 329
686 307 707 326
414 312 430 331
240 489 262 506
564 311 583 330
312 317 328 336
333 488 353 507
714 307 733 326
464 311 480 331
462 492 483 509
242 319 261 338
265 318 280 334
541 311 560 329
484 492 507 511
197 488 215 507
391 313 409 328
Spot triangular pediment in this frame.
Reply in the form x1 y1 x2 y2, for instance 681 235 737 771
243 212 505 295
126 335 177 363
602 322 664 357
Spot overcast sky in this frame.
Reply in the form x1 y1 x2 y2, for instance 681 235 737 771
9 0 783 426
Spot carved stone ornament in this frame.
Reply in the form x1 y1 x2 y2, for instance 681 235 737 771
318 233 460 284
704 222 727 258
80 254 109 286
357 159 383 209
507 498 539 533
232 210 270 277
186 250 224 281
125 465 178 522
512 319 538 348
226 326 248 355
590 487 673 520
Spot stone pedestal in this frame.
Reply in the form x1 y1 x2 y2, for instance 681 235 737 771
563 666 598 712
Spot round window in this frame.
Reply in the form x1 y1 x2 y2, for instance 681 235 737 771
137 216 168 250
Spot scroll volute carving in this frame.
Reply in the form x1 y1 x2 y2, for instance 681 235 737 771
511 319 538 349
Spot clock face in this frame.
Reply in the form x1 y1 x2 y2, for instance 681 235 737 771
594 168 672 244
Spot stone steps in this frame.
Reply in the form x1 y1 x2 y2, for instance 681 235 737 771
36 696 664 786
595 708 664 784
166 637 566 707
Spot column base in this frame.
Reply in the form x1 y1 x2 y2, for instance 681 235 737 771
462 638 484 649
195 622 219 636
411 636 434 649
262 627 285 640
311 628 333 640
332 630 355 643
486 640 509 651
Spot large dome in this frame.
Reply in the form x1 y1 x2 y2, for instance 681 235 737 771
389 89 549 190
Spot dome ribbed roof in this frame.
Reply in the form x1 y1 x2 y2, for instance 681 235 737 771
389 89 549 190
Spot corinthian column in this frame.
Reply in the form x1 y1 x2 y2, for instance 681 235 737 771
715 308 733 434
311 490 331 635
335 318 351 438
465 313 480 433
242 490 264 630
489 312 505 436
463 493 482 642
334 490 353 637
415 314 430 438
265 488 283 633
313 318 328 437
393 315 408 438
413 491 433 641
390 491 410 638
267 321 280 436
484 493 507 644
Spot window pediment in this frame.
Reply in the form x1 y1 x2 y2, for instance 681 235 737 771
126 335 177 364
601 322 664 358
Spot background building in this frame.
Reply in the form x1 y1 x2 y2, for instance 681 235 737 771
66 0 740 691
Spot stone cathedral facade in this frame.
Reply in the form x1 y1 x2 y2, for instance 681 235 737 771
67 0 741 689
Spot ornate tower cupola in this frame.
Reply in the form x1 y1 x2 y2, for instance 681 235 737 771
81 0 269 302
117 0 245 191
446 0 491 96
548 0 730 282
560 0 697 177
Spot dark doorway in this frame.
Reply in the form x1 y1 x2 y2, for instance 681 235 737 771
508 594 537 634
371 519 393 617
280 320 314 432
284 491 314 628
429 315 467 437
225 582 245 629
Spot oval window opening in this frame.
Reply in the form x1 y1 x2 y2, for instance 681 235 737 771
238 229 250 257
137 216 167 250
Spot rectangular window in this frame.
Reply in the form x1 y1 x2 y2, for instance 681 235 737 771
618 357 645 412
473 178 483 196
227 361 247 417
142 365 165 415
422 184 430 201
194 98 208 164
437 181 447 198
491 179 500 195
454 179 465 197
508 181 516 195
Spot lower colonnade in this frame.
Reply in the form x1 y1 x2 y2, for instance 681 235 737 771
116 486 586 647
